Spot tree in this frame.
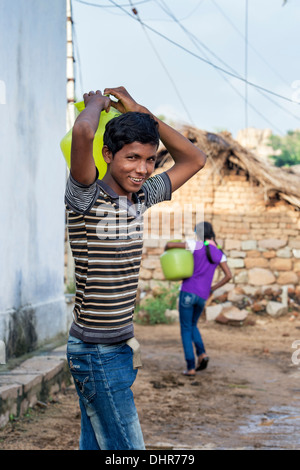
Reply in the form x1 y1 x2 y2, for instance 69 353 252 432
268 130 300 167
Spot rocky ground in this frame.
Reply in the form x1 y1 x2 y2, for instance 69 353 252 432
0 305 300 450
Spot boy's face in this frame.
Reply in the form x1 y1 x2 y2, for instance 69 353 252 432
102 142 157 199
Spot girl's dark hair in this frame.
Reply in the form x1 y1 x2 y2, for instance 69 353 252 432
195 221 223 264
103 112 160 156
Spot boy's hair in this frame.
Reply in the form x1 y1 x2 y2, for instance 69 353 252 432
103 112 160 156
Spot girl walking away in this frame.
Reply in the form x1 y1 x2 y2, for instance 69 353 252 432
165 222 232 377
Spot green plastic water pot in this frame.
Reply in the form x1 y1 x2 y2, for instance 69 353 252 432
60 101 120 180
160 247 194 281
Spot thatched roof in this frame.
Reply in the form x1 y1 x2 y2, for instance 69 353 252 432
156 126 300 209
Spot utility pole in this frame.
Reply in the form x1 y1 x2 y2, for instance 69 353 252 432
67 0 75 128
65 0 75 290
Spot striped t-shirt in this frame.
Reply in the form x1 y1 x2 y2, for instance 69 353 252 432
65 170 172 344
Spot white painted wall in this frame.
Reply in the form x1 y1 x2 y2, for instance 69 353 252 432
0 0 67 356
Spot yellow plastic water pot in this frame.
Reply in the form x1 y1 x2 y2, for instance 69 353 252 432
60 101 120 179
160 245 194 281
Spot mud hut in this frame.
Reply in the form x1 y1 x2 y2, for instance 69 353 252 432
140 126 300 297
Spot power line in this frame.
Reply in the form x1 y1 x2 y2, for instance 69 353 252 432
154 0 285 134
74 0 152 17
74 0 299 131
75 0 151 7
107 0 298 106
138 0 206 23
156 0 300 127
128 1 195 124
211 0 290 87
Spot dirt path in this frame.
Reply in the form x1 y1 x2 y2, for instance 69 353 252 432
1 316 300 450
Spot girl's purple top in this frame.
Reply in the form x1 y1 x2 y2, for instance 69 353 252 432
181 240 225 300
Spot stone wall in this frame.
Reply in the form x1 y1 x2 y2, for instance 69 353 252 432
139 164 300 294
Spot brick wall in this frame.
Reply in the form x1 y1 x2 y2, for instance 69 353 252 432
139 164 300 292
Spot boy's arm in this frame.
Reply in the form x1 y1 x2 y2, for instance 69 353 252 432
104 86 206 192
154 117 206 192
70 90 111 185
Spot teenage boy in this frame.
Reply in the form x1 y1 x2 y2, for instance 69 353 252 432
65 87 206 450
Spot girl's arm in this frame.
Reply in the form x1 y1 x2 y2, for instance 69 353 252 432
210 262 232 293
164 241 187 250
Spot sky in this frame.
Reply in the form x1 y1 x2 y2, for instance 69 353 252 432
71 0 300 138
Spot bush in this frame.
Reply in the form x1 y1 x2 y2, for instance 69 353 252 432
269 130 300 167
135 283 179 325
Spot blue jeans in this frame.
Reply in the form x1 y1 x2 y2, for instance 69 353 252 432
66 335 145 450
179 291 206 371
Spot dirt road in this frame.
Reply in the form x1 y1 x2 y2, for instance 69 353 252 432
1 315 300 450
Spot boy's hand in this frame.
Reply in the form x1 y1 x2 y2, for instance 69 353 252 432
103 86 145 114
70 90 111 185
83 90 111 112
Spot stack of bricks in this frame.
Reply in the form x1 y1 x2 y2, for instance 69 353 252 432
139 165 300 292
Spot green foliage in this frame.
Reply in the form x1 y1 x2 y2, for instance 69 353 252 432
135 283 179 325
269 130 300 167
65 279 76 294
213 126 228 133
